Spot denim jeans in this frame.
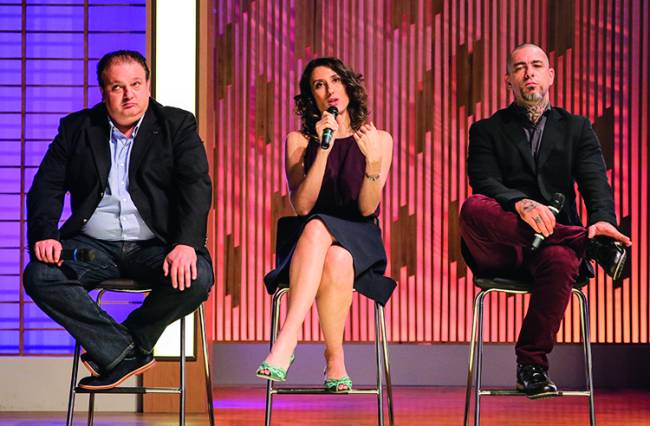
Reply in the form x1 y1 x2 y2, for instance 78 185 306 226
23 234 213 371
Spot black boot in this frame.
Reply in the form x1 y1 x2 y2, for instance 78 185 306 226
516 364 558 399
587 236 627 281
78 351 155 390
80 352 102 377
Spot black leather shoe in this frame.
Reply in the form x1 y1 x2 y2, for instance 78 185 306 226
516 364 558 399
80 352 101 377
78 352 156 390
587 236 627 281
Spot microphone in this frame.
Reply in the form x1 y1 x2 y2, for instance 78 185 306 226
61 248 96 262
531 193 566 251
320 106 338 149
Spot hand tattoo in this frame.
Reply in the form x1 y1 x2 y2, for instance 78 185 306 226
522 199 538 212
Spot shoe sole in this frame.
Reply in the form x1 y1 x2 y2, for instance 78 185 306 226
325 387 352 394
255 371 286 382
527 390 560 400
78 359 157 390
516 383 559 399
610 248 627 281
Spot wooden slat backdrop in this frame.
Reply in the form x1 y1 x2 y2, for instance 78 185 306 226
205 0 649 344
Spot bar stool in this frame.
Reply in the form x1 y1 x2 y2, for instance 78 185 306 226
65 278 215 426
264 287 394 426
463 277 595 426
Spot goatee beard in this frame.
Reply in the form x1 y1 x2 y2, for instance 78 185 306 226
522 92 543 102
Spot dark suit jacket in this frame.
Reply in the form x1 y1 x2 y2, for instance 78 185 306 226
27 99 212 253
467 104 616 228
465 104 617 280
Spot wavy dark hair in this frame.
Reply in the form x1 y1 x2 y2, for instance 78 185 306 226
294 57 369 140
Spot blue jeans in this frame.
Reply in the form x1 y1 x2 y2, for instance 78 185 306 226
23 235 213 371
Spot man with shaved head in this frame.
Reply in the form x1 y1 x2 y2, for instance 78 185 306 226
460 43 631 398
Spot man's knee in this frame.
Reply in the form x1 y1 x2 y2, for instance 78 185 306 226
460 194 496 228
23 261 63 296
186 256 213 301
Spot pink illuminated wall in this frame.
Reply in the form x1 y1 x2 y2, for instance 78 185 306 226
206 0 649 344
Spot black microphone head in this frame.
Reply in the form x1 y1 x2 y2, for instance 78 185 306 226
550 192 566 210
326 106 338 117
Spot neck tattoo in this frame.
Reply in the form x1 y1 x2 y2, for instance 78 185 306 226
522 99 549 124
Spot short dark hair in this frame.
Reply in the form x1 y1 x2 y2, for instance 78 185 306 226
97 50 150 88
294 57 369 141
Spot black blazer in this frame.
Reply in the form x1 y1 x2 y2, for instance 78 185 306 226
27 99 212 253
467 104 617 228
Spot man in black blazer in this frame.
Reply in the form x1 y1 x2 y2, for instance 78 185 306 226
23 50 213 390
460 43 631 398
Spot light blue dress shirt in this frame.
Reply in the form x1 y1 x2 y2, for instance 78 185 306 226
82 114 156 241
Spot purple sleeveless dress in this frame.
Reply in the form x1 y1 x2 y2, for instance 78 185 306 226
263 136 396 305
303 135 379 219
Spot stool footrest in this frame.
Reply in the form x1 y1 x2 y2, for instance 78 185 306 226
479 389 591 397
271 387 380 395
75 386 181 394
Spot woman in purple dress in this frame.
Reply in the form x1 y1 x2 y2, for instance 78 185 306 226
256 57 395 392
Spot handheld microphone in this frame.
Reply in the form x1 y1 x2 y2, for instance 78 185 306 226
61 248 96 262
531 193 566 251
320 106 338 149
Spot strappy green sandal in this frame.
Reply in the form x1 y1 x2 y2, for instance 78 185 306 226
324 375 353 393
255 355 295 382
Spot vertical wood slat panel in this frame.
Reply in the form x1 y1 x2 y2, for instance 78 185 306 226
207 0 649 344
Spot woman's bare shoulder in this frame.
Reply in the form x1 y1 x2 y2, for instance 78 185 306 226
286 131 310 147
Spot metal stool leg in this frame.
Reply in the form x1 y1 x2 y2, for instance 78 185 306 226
85 290 108 426
66 342 81 426
464 290 483 426
378 305 394 426
87 393 95 426
474 291 487 426
262 288 390 424
374 303 384 426
179 316 186 426
199 304 215 426
465 280 595 424
64 285 208 425
574 289 596 425
265 288 287 426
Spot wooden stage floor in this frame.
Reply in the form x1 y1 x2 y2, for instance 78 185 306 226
1 386 649 425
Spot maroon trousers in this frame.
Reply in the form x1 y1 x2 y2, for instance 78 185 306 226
459 194 587 369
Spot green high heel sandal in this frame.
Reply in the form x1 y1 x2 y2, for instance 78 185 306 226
324 375 353 393
255 354 295 382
